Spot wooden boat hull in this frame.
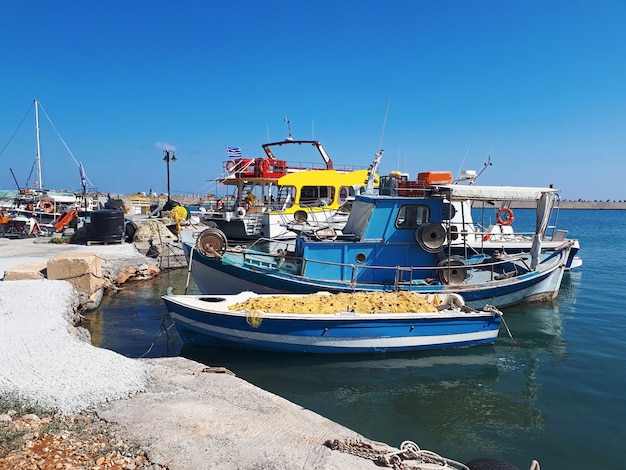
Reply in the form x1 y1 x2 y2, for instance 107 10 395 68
162 292 501 353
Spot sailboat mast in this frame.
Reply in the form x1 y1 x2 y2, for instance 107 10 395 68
34 99 43 191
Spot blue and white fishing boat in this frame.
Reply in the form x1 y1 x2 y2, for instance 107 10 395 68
181 180 572 309
162 290 503 353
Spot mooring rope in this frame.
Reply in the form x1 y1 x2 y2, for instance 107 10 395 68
325 438 469 469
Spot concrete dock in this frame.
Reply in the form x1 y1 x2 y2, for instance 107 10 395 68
0 236 389 469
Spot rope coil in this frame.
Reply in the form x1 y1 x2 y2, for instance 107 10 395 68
246 308 264 328
325 438 469 469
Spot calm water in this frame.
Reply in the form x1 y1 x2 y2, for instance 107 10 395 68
84 209 626 469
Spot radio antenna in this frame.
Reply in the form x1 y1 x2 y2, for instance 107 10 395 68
284 117 293 141
364 98 390 194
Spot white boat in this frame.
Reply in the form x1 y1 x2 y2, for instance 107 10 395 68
1 101 100 232
448 198 582 270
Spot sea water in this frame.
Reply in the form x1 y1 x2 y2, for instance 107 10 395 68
84 209 626 469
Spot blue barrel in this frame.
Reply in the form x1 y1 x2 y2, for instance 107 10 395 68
89 209 125 243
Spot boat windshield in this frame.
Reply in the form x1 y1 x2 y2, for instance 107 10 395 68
272 185 296 211
299 185 335 207
395 204 430 229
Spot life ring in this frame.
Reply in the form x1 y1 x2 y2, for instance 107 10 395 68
260 159 270 174
242 198 252 210
339 187 348 203
215 199 225 210
225 160 236 172
496 207 514 226
41 201 54 213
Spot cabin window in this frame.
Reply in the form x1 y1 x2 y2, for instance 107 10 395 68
395 205 429 229
273 185 296 210
299 186 335 207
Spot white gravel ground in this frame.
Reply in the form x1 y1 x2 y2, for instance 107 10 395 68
0 237 152 414
0 279 150 414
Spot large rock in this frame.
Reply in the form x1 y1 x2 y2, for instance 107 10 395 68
47 252 104 295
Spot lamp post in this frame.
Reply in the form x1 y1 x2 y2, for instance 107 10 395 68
163 149 177 204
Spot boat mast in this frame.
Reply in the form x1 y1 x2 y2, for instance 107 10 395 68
34 100 43 191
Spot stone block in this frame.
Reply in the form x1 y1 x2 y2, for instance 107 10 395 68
3 263 48 280
47 252 104 295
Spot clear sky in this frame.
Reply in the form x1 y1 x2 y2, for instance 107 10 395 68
1 0 624 201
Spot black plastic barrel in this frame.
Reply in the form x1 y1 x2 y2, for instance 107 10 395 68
88 209 125 243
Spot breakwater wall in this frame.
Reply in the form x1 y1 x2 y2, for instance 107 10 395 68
509 201 626 210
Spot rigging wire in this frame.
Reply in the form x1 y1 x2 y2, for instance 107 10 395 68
0 102 32 159
378 97 390 154
37 102 97 189
455 142 472 181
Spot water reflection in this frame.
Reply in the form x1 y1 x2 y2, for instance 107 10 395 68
82 270 197 357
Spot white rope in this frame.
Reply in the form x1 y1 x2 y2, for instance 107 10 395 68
326 438 469 470
379 440 469 470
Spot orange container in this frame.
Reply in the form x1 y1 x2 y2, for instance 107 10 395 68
417 171 453 185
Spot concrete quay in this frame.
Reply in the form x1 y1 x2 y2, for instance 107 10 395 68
0 236 388 470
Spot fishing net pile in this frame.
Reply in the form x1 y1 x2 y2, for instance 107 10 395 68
229 291 438 314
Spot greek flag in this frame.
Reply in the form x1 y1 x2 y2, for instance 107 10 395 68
226 146 242 158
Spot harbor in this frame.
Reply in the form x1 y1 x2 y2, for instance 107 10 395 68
0 127 616 468
0 135 611 469
1 207 625 468
4 1 626 468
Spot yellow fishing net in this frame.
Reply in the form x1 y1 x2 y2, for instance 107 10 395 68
169 206 188 235
230 291 438 314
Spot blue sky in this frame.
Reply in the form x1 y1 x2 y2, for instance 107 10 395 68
1 0 624 200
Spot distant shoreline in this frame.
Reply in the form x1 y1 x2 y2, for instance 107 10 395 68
510 201 626 210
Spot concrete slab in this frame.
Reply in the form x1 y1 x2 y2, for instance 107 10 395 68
2 262 47 280
98 357 381 470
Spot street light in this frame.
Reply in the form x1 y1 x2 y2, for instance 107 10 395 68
163 149 177 204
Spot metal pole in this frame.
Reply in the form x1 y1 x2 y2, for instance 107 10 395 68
34 100 43 191
163 150 176 204
166 153 171 203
